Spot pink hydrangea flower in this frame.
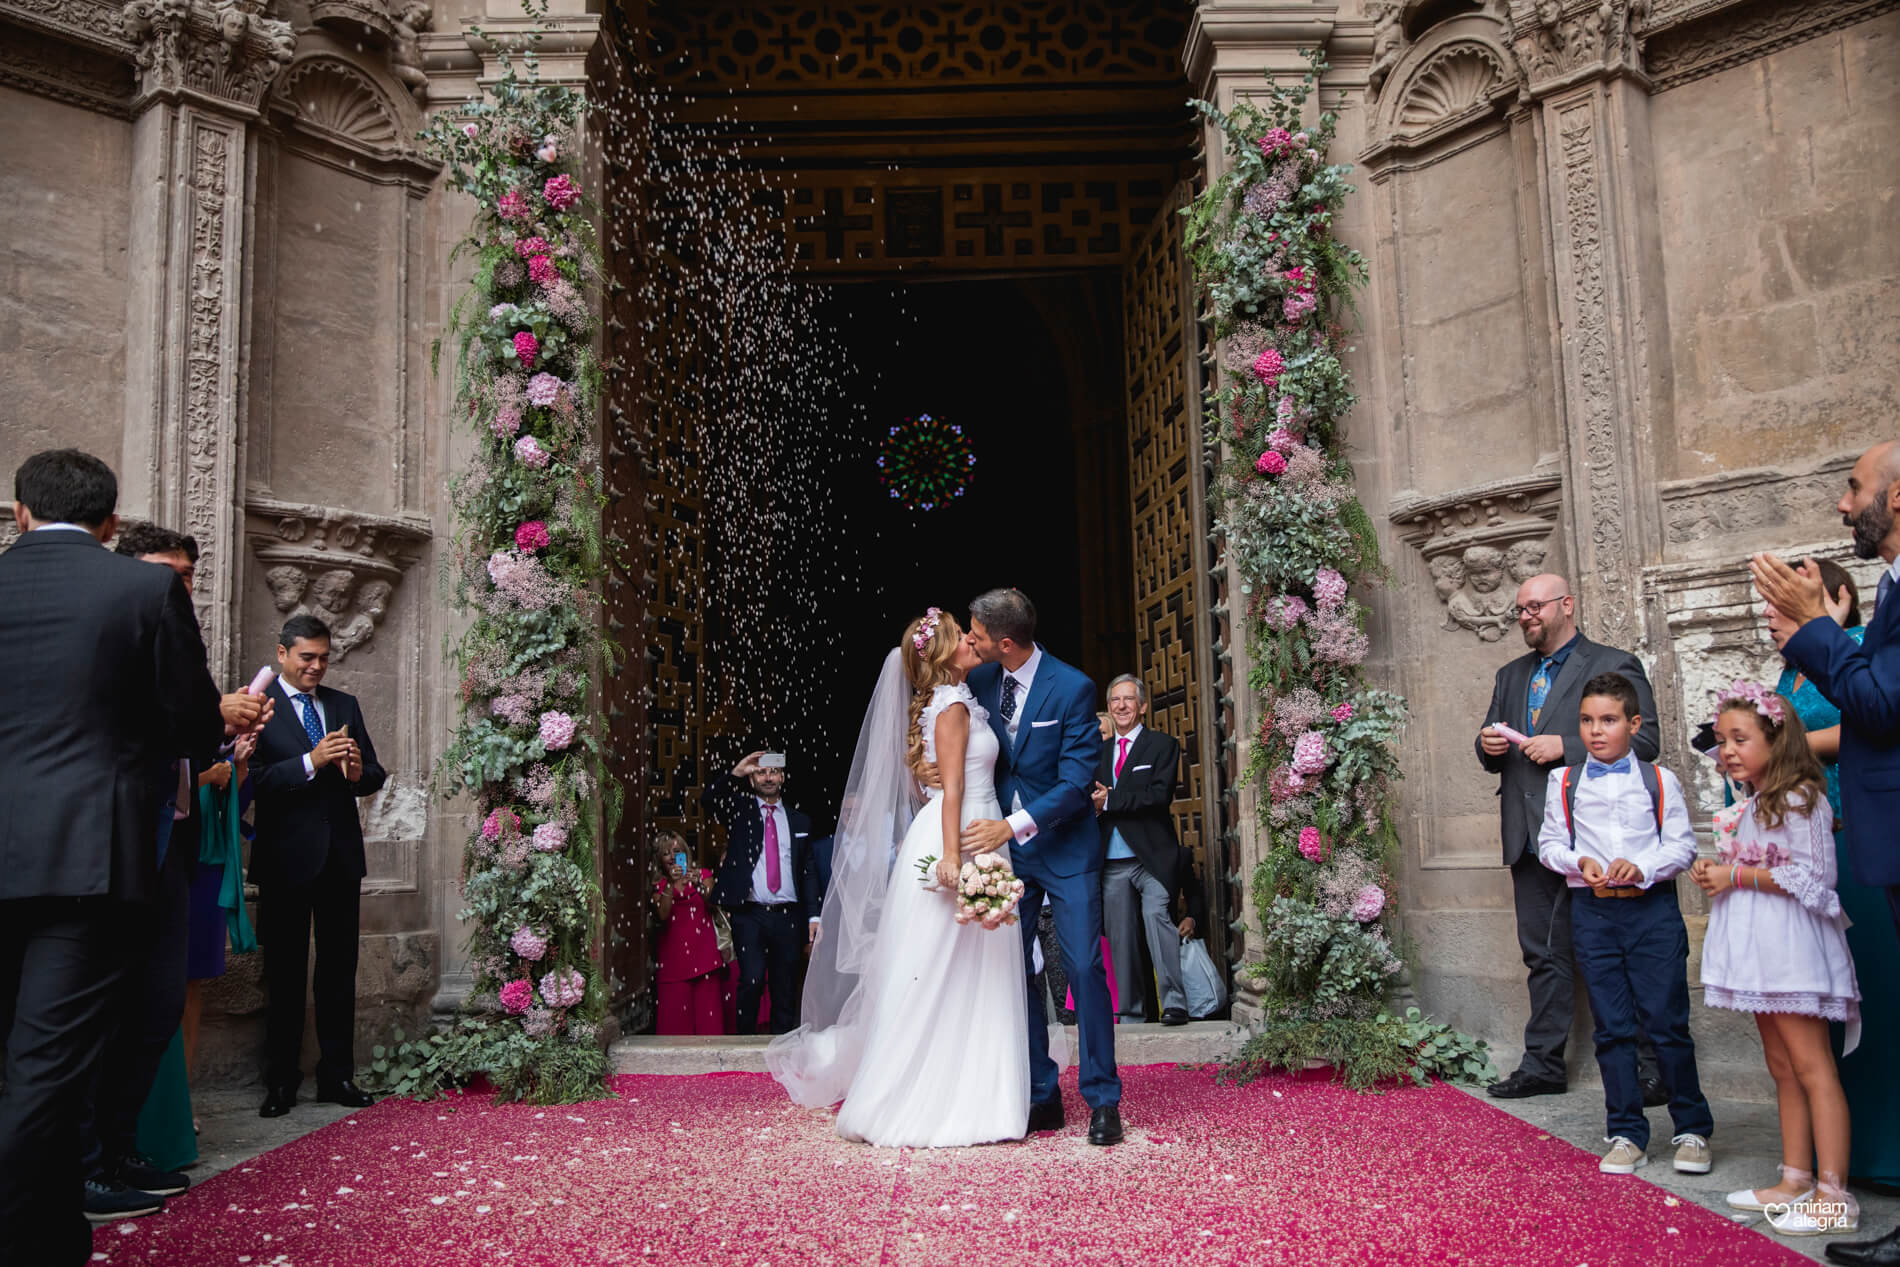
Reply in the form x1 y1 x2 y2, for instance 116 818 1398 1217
1267 765 1308 804
1284 267 1308 286
515 520 551 552
1267 427 1295 453
1252 347 1284 388
1313 566 1348 613
543 174 581 210
512 331 538 368
1283 289 1319 322
528 255 559 285
1291 730 1330 777
539 710 577 751
499 979 534 1014
1263 594 1309 631
526 373 563 407
1258 127 1294 157
497 190 530 222
514 435 550 468
1331 702 1355 723
514 236 552 259
539 966 585 1008
1298 826 1324 862
532 822 567 853
1352 885 1386 922
510 926 549 961
480 807 520 841
1256 450 1288 477
492 406 522 439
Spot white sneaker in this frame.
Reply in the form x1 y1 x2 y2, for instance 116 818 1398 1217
1600 1137 1648 1174
1727 1185 1812 1212
1672 1133 1711 1174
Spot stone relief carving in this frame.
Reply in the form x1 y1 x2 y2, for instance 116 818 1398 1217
1643 0 1897 92
245 494 429 662
1659 456 1858 547
0 0 138 55
120 0 296 110
0 18 134 114
1390 470 1564 640
387 0 429 100
1396 44 1508 133
1367 0 1405 98
1363 7 1521 160
275 56 402 153
1509 0 1649 88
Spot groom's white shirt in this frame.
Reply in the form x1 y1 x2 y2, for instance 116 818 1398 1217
1000 646 1042 845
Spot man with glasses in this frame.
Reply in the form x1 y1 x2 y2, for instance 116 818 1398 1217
1475 572 1664 1100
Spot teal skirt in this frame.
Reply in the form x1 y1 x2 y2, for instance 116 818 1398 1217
134 1029 198 1174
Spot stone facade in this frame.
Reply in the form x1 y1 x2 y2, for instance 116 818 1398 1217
2 0 1894 1095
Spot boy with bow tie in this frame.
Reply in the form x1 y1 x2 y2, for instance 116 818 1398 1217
1536 672 1714 1177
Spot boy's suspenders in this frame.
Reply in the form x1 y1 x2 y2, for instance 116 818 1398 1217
1559 760 1664 843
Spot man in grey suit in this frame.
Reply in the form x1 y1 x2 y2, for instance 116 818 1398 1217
1475 572 1664 1099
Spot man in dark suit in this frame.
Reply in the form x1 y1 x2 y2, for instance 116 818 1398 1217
0 450 256 1267
703 751 819 1035
1091 674 1189 1027
963 587 1123 1146
251 614 387 1118
1752 441 1900 1267
1476 572 1662 1101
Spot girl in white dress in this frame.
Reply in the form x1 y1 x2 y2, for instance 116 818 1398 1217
766 609 1029 1148
1693 682 1861 1236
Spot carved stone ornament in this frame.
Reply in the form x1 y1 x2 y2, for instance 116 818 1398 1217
245 492 429 662
1363 8 1521 162
120 0 295 111
1389 470 1564 641
1509 0 1650 92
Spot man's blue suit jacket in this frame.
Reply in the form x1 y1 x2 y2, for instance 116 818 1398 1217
968 649 1102 879
1785 587 1900 888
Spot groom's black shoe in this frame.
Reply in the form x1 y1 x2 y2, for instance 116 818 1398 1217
1161 1008 1189 1027
1827 1227 1900 1266
1088 1106 1124 1147
1026 1098 1064 1134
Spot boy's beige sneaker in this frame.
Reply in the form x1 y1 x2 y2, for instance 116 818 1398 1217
1600 1137 1648 1174
1672 1133 1712 1174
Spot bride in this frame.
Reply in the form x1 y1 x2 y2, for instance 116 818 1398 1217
764 607 1030 1147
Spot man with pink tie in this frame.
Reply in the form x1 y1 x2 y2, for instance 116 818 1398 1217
703 750 820 1036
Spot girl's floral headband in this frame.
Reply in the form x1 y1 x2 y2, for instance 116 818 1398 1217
1713 679 1786 727
913 607 944 657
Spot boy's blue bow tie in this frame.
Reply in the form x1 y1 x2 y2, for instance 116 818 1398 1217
1585 757 1631 779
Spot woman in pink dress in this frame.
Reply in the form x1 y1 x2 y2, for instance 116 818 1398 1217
652 832 729 1035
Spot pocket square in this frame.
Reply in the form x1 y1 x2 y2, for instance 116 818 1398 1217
1030 719 1059 728
1131 764 1153 771
794 832 809 838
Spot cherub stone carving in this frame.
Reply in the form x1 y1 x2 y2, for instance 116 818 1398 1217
331 578 392 660
298 567 357 630
264 564 308 613
1506 539 1548 584
1429 554 1466 631
1446 545 1516 641
389 0 430 100
1367 1 1404 98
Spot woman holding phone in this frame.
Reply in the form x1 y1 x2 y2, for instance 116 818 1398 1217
651 829 730 1035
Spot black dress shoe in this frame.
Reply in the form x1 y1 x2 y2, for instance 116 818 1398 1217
1827 1226 1900 1267
84 1177 164 1222
1485 1070 1567 1099
1161 1008 1189 1027
259 1086 297 1118
1026 1098 1064 1133
1088 1105 1124 1146
1640 1076 1670 1108
116 1152 189 1197
316 1079 376 1108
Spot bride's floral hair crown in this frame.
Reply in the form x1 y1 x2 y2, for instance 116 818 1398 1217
913 607 945 657
1713 679 1787 728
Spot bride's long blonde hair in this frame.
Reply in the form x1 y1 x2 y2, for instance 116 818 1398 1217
902 609 964 777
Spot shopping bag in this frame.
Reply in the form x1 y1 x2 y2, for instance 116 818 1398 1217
1180 937 1226 1018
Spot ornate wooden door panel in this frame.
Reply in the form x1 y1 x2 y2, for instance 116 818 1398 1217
1121 183 1223 963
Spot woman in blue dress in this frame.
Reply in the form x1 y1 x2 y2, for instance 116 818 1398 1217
1766 559 1900 1191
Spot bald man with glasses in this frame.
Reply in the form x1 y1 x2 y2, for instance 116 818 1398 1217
1476 572 1664 1101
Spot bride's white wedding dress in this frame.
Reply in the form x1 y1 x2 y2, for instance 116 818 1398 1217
768 679 1029 1148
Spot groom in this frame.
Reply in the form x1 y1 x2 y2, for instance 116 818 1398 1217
962 588 1122 1145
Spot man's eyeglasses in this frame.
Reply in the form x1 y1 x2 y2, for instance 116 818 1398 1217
1512 596 1569 620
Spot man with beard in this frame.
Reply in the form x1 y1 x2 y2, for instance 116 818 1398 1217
1753 441 1900 1267
1476 572 1665 1101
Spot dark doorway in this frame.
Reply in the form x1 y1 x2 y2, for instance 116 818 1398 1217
721 274 1135 833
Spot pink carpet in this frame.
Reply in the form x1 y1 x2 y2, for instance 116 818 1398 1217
92 1066 1808 1266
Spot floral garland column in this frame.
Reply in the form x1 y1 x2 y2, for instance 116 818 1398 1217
119 0 296 678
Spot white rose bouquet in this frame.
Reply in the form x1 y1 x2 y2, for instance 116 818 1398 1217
916 851 1026 930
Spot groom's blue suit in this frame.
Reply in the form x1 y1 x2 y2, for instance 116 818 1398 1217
970 650 1121 1110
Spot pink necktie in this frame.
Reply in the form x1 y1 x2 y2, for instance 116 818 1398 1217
763 808 782 894
1115 737 1129 780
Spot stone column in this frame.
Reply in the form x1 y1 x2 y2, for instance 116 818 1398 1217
1510 0 1671 656
119 0 295 679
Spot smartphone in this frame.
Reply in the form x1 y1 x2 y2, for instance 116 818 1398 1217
759 752 786 768
673 850 690 873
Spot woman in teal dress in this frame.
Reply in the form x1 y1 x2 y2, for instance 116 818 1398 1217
1767 559 1900 1191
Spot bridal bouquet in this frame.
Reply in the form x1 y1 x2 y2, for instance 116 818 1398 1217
915 852 1027 930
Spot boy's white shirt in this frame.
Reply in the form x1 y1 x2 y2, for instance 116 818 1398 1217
1536 757 1697 889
